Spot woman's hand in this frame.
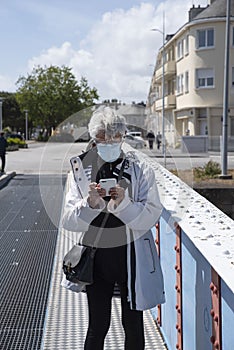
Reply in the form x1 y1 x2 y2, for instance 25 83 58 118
87 182 105 209
109 184 125 207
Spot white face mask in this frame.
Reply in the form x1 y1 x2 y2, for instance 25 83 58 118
97 143 122 162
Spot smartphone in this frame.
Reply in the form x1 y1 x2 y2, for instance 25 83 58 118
99 178 117 194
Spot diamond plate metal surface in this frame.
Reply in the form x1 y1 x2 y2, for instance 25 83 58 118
42 214 167 349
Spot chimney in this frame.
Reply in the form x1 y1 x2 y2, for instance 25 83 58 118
188 4 208 21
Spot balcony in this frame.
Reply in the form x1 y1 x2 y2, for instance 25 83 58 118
155 60 176 82
155 93 176 111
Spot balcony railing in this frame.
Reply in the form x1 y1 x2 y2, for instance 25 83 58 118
155 60 176 82
155 94 176 110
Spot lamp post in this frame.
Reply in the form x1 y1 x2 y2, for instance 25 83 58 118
220 0 232 179
151 12 166 167
0 97 3 131
24 110 29 141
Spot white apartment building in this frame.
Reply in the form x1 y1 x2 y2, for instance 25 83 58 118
147 0 234 150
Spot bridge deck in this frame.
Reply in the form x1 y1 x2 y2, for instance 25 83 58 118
42 226 168 350
0 175 167 350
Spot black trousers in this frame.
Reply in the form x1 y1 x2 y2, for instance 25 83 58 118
148 140 154 149
0 154 6 172
84 279 145 350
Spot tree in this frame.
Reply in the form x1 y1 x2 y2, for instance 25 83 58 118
15 65 99 134
0 92 24 133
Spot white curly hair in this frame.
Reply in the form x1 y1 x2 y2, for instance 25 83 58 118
88 106 127 139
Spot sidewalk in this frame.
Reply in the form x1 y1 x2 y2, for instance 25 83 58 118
143 145 234 159
0 171 16 189
144 147 208 158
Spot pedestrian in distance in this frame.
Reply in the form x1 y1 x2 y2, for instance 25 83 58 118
146 130 155 150
156 131 162 150
0 131 8 174
62 106 165 350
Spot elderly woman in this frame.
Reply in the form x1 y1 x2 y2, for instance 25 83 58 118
62 106 165 350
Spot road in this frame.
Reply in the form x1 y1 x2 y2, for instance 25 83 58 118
4 141 234 175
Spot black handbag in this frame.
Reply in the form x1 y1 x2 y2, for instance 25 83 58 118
63 245 96 285
63 208 109 285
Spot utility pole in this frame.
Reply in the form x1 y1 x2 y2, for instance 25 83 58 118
151 11 166 167
24 110 29 141
0 97 3 130
220 0 232 179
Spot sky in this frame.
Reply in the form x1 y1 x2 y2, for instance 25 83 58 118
0 0 209 103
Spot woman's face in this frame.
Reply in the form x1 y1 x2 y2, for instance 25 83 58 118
95 130 123 162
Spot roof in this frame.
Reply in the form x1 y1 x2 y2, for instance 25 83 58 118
194 0 234 20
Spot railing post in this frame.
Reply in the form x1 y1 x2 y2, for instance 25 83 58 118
210 268 222 350
155 222 162 326
174 223 183 350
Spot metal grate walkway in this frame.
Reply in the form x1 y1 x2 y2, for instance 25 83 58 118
0 174 167 349
42 175 168 350
0 175 63 350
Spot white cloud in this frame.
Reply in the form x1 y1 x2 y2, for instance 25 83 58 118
0 75 16 92
24 1 209 102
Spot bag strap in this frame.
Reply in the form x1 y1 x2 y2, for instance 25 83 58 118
117 157 126 182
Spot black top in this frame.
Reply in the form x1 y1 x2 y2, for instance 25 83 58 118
80 149 131 283
0 136 8 155
83 152 130 248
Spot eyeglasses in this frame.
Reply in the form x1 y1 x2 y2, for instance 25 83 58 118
94 136 123 144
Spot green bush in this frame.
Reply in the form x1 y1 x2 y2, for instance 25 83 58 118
194 160 221 180
7 137 27 148
7 137 20 146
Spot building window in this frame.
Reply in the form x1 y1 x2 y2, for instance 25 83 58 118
231 118 234 136
232 67 234 87
197 28 214 48
185 71 189 93
196 68 214 88
156 86 160 99
233 27 234 46
177 74 184 94
185 35 189 55
177 40 184 60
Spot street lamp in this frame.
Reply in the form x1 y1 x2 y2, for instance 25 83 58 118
151 12 166 167
220 0 232 179
24 110 29 141
0 97 3 131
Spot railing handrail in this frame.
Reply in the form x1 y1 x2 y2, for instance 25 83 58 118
123 145 234 294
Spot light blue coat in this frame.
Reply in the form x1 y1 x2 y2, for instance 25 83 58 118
62 150 165 310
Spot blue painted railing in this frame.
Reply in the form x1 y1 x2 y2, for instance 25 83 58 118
130 147 234 350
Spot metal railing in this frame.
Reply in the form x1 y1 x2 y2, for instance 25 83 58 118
132 147 234 350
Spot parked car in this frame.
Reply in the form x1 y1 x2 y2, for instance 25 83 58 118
124 134 146 149
126 131 142 139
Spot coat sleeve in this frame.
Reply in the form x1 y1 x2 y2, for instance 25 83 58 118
107 162 162 232
62 174 105 233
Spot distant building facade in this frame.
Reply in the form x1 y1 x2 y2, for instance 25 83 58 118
147 0 234 150
96 100 147 136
